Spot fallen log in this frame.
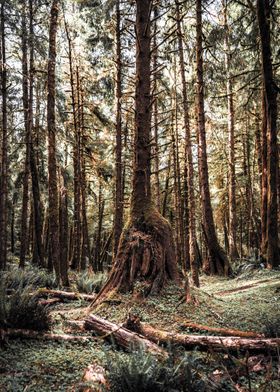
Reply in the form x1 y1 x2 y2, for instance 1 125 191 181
180 321 264 338
0 328 92 342
36 289 96 302
38 297 62 306
85 314 166 358
124 316 280 353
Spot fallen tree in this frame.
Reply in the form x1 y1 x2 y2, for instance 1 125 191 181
84 314 166 358
0 328 92 342
124 315 280 353
181 321 264 338
35 289 96 302
85 314 280 354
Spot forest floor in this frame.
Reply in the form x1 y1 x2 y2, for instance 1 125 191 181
0 267 280 391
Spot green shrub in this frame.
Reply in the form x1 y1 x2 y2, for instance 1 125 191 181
76 271 107 294
0 283 50 331
105 348 207 392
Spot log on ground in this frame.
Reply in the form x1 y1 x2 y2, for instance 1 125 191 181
84 314 166 358
36 289 96 302
129 320 280 353
181 321 264 338
0 328 93 342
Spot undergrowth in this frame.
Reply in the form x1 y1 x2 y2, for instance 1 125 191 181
1 265 57 291
0 281 50 331
76 271 107 294
104 347 208 392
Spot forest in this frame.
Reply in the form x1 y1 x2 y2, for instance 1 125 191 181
0 0 279 390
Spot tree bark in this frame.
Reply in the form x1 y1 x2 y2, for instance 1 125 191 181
196 0 230 276
257 0 279 268
0 0 8 270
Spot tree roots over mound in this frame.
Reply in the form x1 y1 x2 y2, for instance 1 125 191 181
91 209 179 305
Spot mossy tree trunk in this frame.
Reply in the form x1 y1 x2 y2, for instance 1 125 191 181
92 0 179 303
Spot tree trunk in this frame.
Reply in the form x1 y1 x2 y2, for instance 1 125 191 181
19 0 30 268
176 0 199 286
113 0 124 259
223 0 239 261
91 0 179 304
257 0 279 268
28 0 44 267
0 0 8 270
196 0 230 276
47 0 60 283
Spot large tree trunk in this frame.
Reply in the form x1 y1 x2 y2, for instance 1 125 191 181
47 0 61 283
196 0 230 276
257 0 279 268
91 0 179 304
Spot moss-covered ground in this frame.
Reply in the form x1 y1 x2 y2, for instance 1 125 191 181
0 268 280 391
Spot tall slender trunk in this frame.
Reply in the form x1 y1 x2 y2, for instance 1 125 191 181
65 18 81 270
196 0 230 276
0 0 8 269
152 5 161 211
176 0 199 286
260 88 268 256
113 0 124 258
47 0 61 282
19 0 30 268
79 77 91 270
28 0 44 267
223 0 239 260
257 0 279 267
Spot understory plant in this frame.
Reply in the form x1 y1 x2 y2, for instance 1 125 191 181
2 265 57 291
76 271 107 294
0 279 50 331
105 347 208 392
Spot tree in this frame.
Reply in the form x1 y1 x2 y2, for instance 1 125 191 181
93 0 179 303
223 0 239 261
113 0 124 258
257 0 279 268
47 0 62 283
196 0 230 276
